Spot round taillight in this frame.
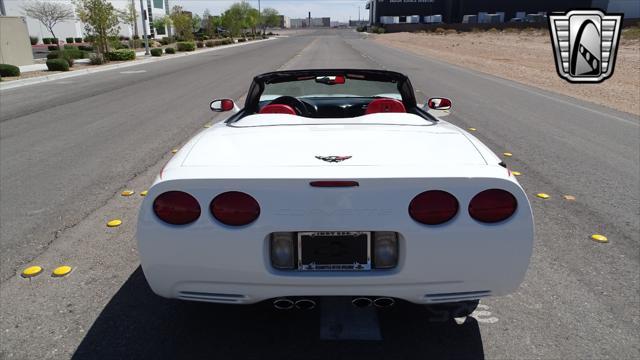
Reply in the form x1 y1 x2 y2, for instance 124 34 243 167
469 189 518 223
210 191 260 226
153 191 201 225
409 190 459 225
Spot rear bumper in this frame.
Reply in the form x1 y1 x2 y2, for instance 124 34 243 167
137 177 534 305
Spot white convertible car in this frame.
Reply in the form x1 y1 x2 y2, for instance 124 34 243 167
137 69 533 314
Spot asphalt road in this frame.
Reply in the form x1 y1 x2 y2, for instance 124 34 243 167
0 29 638 359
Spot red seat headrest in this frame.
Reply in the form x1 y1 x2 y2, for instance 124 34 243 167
365 98 406 115
259 104 297 115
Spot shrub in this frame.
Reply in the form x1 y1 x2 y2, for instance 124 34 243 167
63 44 76 49
30 36 38 45
176 41 195 51
205 40 215 47
78 45 93 51
106 49 136 61
66 37 74 43
165 47 176 54
0 64 20 77
46 59 69 71
43 38 51 44
237 38 246 43
49 48 85 60
196 41 204 48
52 38 59 44
75 37 83 43
89 54 104 65
150 48 163 57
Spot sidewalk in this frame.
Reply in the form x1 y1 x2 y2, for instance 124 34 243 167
4 38 277 91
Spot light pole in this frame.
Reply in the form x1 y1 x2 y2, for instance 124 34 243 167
139 0 150 55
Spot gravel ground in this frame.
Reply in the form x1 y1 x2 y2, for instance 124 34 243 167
374 29 640 116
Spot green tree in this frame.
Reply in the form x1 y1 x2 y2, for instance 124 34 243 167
118 2 138 46
202 9 222 38
221 2 254 39
169 5 193 40
246 8 260 36
22 0 74 47
261 8 280 34
191 14 202 33
74 0 121 57
152 16 170 37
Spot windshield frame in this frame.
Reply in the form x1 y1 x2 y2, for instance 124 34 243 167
243 69 418 115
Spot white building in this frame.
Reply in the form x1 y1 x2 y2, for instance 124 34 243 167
1 0 170 43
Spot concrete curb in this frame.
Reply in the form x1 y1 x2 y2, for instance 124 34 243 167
1 37 278 91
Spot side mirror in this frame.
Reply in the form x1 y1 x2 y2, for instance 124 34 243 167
210 99 235 112
426 97 452 111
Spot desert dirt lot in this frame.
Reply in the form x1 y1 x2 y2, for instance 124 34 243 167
375 29 640 116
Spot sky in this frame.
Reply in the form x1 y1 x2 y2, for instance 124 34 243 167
171 0 370 22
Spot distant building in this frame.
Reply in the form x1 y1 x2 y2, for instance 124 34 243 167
366 0 638 25
289 17 331 28
278 15 290 29
2 0 170 43
349 20 369 28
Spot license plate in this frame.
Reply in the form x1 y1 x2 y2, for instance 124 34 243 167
298 231 371 271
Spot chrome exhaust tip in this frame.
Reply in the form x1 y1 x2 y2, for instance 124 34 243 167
273 298 294 310
373 297 395 308
352 297 373 308
294 299 316 310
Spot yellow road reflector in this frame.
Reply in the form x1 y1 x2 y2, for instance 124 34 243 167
591 234 608 243
563 195 576 201
52 266 72 277
171 149 178 154
107 219 122 227
468 127 477 131
536 193 550 199
512 171 522 176
140 190 148 197
503 152 513 157
121 190 135 196
204 124 212 128
22 266 43 278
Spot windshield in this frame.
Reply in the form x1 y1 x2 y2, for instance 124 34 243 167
260 76 402 102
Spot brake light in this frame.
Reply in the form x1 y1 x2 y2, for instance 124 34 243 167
409 190 459 225
153 191 201 225
210 191 260 226
310 181 359 187
468 189 518 223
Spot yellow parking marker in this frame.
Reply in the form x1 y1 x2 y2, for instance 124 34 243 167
21 266 43 278
52 266 72 277
171 149 178 154
563 195 576 201
503 152 513 157
468 127 477 131
107 219 122 227
140 190 148 197
121 190 135 196
536 193 550 199
591 234 608 243
512 171 522 176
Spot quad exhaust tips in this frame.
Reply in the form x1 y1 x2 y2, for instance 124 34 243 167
273 298 316 310
352 297 396 308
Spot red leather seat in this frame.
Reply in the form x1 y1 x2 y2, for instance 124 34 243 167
365 98 406 115
259 104 297 115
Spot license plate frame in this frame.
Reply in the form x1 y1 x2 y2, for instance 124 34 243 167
297 231 371 271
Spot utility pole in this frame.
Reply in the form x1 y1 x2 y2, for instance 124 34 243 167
139 0 150 55
258 0 262 35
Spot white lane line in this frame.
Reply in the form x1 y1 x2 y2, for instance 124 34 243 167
120 70 147 74
358 40 639 126
319 298 382 341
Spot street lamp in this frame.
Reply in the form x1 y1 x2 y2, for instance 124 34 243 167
139 0 150 55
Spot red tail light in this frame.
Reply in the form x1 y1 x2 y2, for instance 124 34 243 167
153 191 201 225
409 190 459 225
210 191 260 226
469 189 518 223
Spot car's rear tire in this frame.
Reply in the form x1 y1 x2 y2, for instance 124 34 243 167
425 300 479 319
